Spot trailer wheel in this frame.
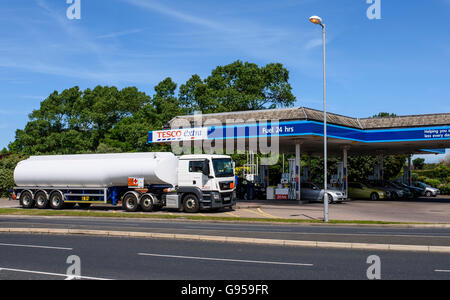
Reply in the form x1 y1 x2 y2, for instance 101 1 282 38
49 191 65 210
140 195 154 212
20 191 35 209
183 194 200 213
123 193 139 212
35 191 49 209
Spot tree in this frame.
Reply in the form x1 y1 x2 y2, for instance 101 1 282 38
179 60 296 114
10 86 150 155
372 112 397 118
103 78 182 153
413 158 425 170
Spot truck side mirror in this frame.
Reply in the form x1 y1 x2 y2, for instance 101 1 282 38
202 160 211 177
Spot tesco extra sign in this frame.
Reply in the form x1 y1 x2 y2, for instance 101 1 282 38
153 128 208 142
156 130 183 139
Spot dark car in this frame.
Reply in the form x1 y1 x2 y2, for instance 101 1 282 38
396 182 425 198
385 181 414 199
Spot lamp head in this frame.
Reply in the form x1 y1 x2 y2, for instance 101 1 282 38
309 16 323 26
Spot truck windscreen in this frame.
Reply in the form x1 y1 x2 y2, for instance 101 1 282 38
212 159 234 178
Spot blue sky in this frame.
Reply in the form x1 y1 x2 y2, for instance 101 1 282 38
0 0 449 162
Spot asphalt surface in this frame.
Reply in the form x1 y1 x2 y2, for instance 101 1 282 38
0 215 450 246
0 233 449 280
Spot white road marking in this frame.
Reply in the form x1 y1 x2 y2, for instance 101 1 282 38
0 243 72 251
0 267 111 280
138 253 313 267
435 270 450 273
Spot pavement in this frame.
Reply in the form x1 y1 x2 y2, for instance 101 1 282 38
0 233 449 280
2 196 450 223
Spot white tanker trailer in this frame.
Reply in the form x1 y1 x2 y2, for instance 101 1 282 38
13 153 236 213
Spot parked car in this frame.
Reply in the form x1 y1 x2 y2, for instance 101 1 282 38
384 180 414 199
300 182 345 204
348 182 387 200
393 181 422 198
365 180 403 200
385 181 414 199
413 182 440 197
396 182 425 198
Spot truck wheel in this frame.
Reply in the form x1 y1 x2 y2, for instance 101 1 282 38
49 192 65 210
183 194 200 213
35 191 49 209
20 191 35 209
123 193 139 212
140 195 154 212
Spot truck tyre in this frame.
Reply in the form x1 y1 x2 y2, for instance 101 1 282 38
35 191 49 209
49 191 65 210
123 193 139 212
183 194 200 213
140 195 154 212
370 193 380 201
20 191 35 209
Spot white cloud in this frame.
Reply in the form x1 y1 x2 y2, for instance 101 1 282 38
96 28 144 39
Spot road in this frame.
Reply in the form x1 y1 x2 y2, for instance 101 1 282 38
0 215 450 246
0 233 449 280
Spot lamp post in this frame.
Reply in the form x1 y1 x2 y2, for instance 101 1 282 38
309 15 328 222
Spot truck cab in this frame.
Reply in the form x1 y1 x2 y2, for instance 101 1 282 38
169 155 236 212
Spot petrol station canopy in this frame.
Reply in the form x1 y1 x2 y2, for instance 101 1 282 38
149 107 450 157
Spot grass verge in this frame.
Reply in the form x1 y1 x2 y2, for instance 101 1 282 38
0 208 439 226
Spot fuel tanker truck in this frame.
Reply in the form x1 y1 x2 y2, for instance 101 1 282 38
13 153 236 213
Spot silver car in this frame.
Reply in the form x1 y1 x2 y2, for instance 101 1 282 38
413 182 440 197
300 182 345 204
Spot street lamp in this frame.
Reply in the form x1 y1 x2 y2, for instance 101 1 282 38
309 15 328 222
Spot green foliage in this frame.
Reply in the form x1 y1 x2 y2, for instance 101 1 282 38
438 183 450 195
10 86 151 155
413 158 425 170
413 164 450 194
433 164 450 179
0 168 14 197
0 153 28 196
372 112 397 118
179 61 296 114
347 155 406 181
